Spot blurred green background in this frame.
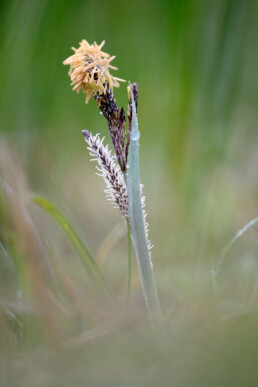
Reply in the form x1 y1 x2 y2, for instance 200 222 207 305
0 0 258 385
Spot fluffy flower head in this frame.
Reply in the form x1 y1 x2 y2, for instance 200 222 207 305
63 40 125 103
82 130 128 217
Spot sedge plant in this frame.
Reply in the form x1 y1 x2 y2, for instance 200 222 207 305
63 40 161 326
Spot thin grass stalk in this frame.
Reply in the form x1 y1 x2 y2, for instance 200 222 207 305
32 196 118 303
126 86 161 327
211 217 258 299
126 218 132 305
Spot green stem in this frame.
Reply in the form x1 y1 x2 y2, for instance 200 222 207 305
212 217 258 299
126 86 162 327
126 218 132 306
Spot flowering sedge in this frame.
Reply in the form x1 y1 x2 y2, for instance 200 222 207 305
63 40 160 325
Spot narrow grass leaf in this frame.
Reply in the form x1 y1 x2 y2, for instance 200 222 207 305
126 86 161 327
126 218 132 306
212 217 258 298
32 196 117 301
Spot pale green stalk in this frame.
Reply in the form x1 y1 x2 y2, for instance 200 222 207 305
126 218 132 305
126 86 161 327
212 217 258 299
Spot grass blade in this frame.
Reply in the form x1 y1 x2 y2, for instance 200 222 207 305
32 196 117 301
126 86 161 327
126 218 132 306
212 217 258 298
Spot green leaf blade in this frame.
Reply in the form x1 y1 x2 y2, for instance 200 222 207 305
32 196 117 302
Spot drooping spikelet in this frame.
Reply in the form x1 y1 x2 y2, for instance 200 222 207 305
82 130 128 217
63 40 125 103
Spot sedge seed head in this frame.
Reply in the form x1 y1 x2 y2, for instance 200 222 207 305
63 40 125 103
82 130 128 217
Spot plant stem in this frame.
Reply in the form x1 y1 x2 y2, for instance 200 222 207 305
126 86 162 327
126 218 132 306
211 217 258 299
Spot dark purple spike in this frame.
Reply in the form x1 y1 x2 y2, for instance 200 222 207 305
132 82 138 112
82 129 90 140
93 86 127 172
120 106 126 122
119 106 126 149
125 82 138 163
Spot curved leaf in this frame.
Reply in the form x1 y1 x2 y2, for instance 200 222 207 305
32 196 117 302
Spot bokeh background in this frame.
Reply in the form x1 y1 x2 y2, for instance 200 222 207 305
0 0 258 385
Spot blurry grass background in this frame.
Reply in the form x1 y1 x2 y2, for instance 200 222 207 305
0 0 258 385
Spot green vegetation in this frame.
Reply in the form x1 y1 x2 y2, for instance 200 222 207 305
0 0 257 385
